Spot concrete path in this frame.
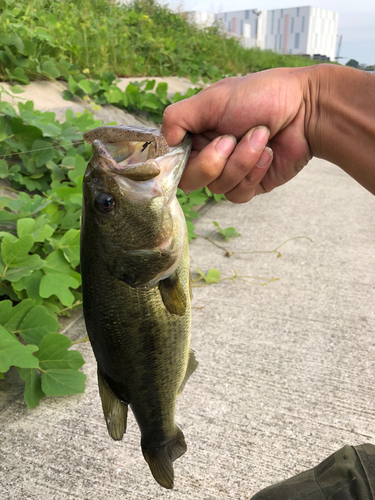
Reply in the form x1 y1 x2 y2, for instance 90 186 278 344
0 84 374 499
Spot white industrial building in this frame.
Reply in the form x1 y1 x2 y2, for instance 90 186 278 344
184 11 215 27
188 6 339 61
215 9 267 49
264 6 338 60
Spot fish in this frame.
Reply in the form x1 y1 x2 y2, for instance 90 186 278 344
80 125 198 489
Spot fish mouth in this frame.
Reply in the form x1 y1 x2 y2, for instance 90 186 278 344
84 126 192 205
84 125 191 184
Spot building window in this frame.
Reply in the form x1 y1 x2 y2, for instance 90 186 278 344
245 9 249 20
280 9 283 18
301 16 305 32
228 21 231 31
279 34 282 49
240 19 243 35
232 17 236 33
296 7 299 17
278 18 280 34
271 11 274 35
274 36 277 50
295 32 300 49
291 17 294 33
224 13 227 21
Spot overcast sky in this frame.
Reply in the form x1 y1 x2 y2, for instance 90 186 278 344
167 0 375 66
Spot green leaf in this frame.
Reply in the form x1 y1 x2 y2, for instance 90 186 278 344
205 268 221 283
0 101 17 117
144 79 156 91
41 368 86 396
57 228 80 267
1 234 43 269
0 159 8 178
9 85 24 94
12 270 44 303
1 266 42 282
0 299 35 332
17 216 54 242
36 333 84 370
43 249 78 275
104 87 123 104
11 67 30 85
212 221 241 241
77 79 100 95
0 325 39 372
68 155 86 183
14 36 24 53
186 220 196 241
156 82 168 103
41 60 60 79
62 89 74 101
23 40 36 57
39 272 80 306
18 306 60 345
17 367 44 409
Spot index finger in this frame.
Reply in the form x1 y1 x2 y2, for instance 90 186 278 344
161 81 232 146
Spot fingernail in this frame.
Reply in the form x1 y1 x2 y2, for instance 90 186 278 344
216 135 237 159
250 127 269 151
256 147 273 167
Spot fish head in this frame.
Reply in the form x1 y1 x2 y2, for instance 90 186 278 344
82 126 192 288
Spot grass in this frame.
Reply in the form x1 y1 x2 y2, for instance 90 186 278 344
0 0 320 85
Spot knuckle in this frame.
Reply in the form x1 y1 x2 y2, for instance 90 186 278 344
162 104 174 123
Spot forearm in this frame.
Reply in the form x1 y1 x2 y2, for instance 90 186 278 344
301 64 375 194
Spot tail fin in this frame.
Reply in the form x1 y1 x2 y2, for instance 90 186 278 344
141 426 187 489
97 367 128 441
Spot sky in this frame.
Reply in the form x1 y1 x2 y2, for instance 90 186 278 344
167 0 375 66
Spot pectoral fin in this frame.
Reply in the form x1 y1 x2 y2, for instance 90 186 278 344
159 272 187 316
177 349 198 395
97 367 128 441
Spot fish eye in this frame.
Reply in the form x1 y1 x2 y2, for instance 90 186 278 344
95 193 116 213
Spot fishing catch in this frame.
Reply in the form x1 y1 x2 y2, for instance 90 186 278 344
80 125 197 489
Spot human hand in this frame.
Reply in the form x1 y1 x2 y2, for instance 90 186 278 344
162 67 313 203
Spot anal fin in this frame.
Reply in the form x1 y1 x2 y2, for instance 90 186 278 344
97 367 128 441
177 349 198 395
159 272 187 316
142 426 187 489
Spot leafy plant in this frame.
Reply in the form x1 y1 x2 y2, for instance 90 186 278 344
212 221 241 241
0 302 86 408
63 73 201 123
0 0 322 86
0 88 102 405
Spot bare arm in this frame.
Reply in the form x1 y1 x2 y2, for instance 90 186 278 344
162 64 375 202
302 64 375 195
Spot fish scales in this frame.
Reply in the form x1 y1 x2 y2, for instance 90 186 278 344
81 125 197 489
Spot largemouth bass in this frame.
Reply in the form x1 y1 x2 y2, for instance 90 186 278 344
81 125 197 489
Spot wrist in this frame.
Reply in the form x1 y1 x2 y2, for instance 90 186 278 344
293 64 331 160
295 64 375 194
